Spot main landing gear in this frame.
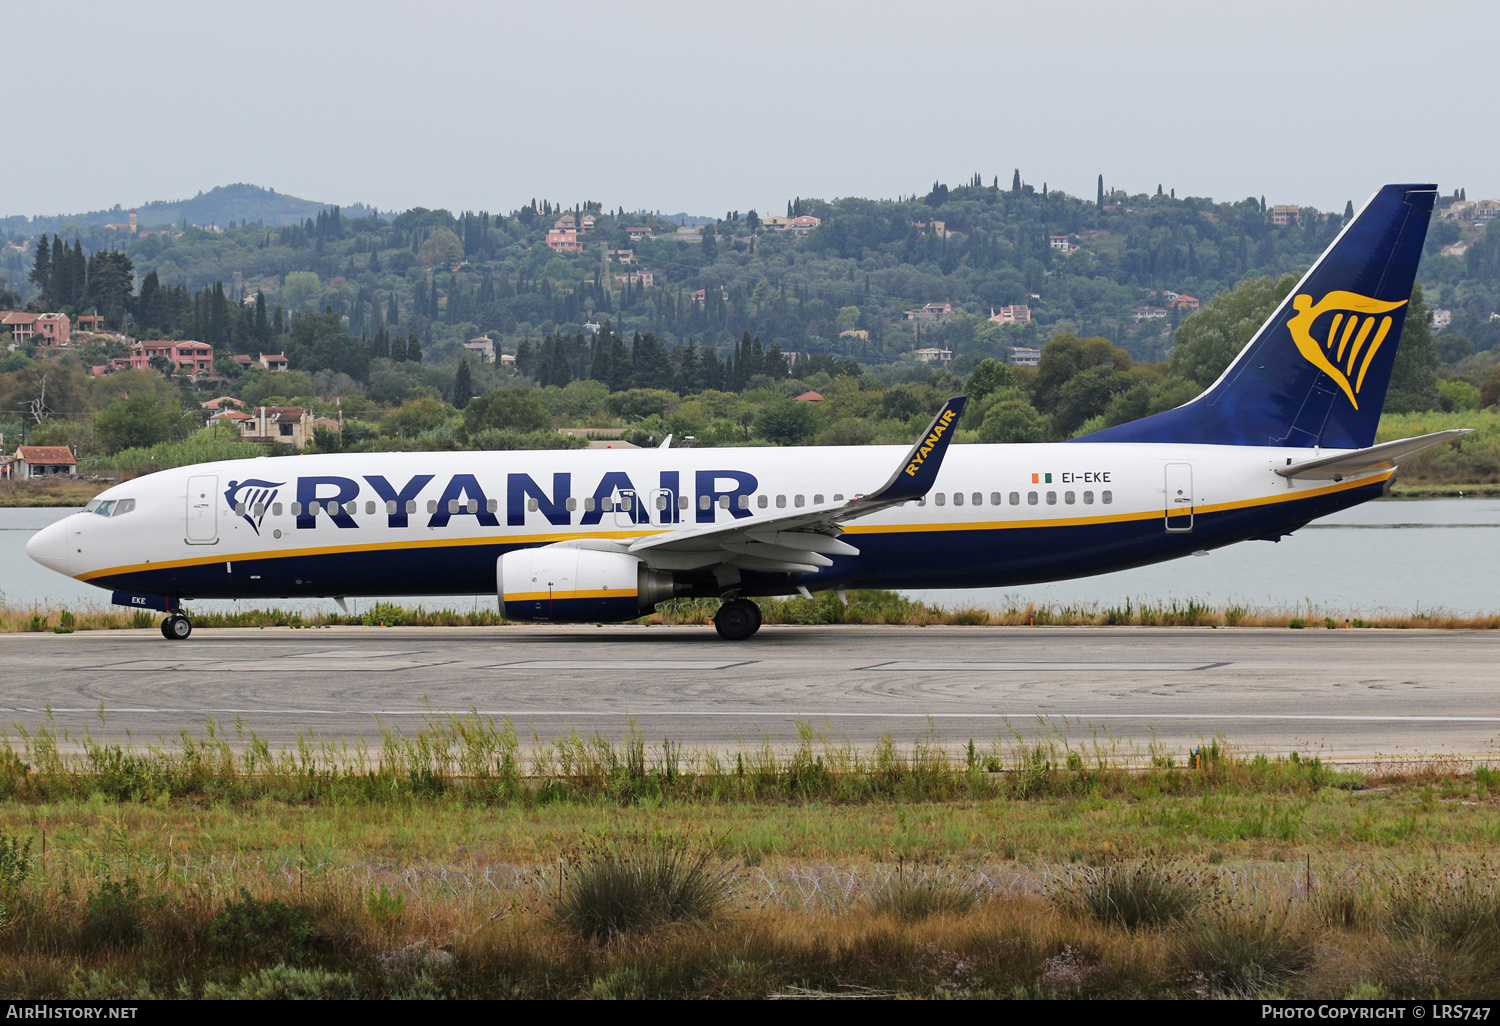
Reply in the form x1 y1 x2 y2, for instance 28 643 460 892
713 599 762 641
160 613 192 641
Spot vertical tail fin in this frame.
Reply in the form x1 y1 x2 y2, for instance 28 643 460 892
1078 183 1436 449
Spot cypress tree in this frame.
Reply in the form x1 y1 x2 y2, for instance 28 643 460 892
387 292 398 326
29 236 50 303
407 335 423 364
1097 175 1104 207
1343 200 1354 222
1012 169 1022 194
453 356 473 409
273 305 284 335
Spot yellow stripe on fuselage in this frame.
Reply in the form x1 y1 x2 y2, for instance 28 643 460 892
75 472 1391 583
505 589 632 602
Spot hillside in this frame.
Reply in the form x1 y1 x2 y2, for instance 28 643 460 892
0 183 380 234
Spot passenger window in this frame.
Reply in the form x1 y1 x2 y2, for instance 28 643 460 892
386 500 397 514
427 500 437 514
757 495 768 508
584 497 596 511
467 499 478 514
834 493 844 501
346 502 358 515
620 496 632 511
365 501 376 515
234 502 246 515
309 501 322 515
973 493 982 506
1102 490 1113 504
813 493 824 504
677 494 688 510
952 492 963 506
776 495 786 508
917 496 926 506
252 502 264 517
718 496 730 509
1065 491 1075 504
527 498 538 512
405 500 416 514
1009 492 1019 505
738 495 749 509
934 493 946 506
566 497 577 511
291 502 302 516
656 494 667 510
1046 491 1057 505
273 503 284 516
1083 491 1094 505
1027 492 1038 505
447 499 458 514
794 494 805 507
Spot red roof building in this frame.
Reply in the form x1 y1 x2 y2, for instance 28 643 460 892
794 391 824 402
13 446 77 479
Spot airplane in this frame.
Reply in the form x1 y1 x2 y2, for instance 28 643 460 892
27 183 1467 642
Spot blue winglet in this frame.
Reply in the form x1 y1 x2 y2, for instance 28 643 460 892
862 396 966 504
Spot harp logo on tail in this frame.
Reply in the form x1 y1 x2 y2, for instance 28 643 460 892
1286 291 1408 409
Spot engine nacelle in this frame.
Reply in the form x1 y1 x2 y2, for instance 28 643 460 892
498 547 676 622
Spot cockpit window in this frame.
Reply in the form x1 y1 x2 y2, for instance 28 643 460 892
94 500 116 517
112 499 135 516
82 500 102 514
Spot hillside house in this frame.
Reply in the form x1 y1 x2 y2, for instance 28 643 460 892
791 215 821 235
463 337 495 363
624 226 653 240
903 302 952 325
1010 347 1041 367
546 228 581 253
614 270 655 287
2 312 70 346
1271 204 1301 226
1168 295 1200 311
914 347 953 366
912 220 948 237
760 216 794 231
609 249 635 264
988 305 1031 324
239 406 314 448
1132 306 1168 321
110 340 214 375
553 214 577 230
690 287 729 306
1475 200 1500 220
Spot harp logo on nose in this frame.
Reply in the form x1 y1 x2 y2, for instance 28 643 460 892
1286 291 1408 409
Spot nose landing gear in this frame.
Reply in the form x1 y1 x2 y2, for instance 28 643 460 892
160 613 192 640
713 599 762 641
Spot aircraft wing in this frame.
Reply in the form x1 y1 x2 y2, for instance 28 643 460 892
1273 429 1472 480
627 396 966 574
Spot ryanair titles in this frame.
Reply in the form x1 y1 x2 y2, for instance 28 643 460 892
903 408 957 478
261 470 760 532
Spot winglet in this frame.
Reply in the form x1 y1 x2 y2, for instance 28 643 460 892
860 396 966 504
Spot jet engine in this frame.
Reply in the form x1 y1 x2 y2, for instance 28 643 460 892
498 547 677 622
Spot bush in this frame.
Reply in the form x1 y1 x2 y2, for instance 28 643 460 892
550 845 729 943
82 879 149 948
1065 864 1200 930
868 874 979 921
1176 909 1316 996
209 888 316 961
202 964 360 1000
0 833 32 893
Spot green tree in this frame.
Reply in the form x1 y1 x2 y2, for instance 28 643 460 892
452 356 474 410
384 397 452 436
418 229 463 268
1383 283 1439 413
280 271 322 311
460 388 552 439
752 397 817 445
94 394 186 453
978 397 1047 443
964 358 1014 403
1169 274 1297 388
1031 334 1133 414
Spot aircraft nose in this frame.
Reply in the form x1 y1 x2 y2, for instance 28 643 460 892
25 519 70 576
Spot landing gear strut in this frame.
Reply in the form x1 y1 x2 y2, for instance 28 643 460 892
713 599 762 641
160 613 192 641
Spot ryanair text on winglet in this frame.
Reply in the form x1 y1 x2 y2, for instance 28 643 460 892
903 409 957 477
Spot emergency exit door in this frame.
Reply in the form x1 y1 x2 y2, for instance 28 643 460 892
1164 464 1194 532
185 475 219 543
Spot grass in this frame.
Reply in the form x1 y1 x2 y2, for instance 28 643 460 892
0 721 1496 997
2 591 1498 633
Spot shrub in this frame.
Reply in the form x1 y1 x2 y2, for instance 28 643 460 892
1176 909 1316 996
868 874 980 921
1064 864 1201 930
82 879 148 948
201 964 360 1000
550 844 729 943
209 888 315 961
0 833 32 893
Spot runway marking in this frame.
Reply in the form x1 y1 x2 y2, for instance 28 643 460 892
4 708 1500 723
69 658 447 673
484 660 758 670
860 660 1230 672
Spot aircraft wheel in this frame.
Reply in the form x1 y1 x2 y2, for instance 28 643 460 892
161 614 192 641
714 599 761 641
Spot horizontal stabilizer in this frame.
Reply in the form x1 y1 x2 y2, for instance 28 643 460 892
1274 429 1471 479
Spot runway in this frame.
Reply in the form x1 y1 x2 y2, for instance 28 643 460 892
1 625 1498 760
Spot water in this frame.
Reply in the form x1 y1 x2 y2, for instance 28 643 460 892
2 500 1497 617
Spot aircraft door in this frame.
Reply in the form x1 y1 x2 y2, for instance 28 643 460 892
612 488 639 528
1164 463 1193 533
186 474 219 543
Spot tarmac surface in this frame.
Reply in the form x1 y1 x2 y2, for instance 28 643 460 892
2 624 1498 761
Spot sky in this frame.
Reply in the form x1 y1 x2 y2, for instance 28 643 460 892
10 0 1496 219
